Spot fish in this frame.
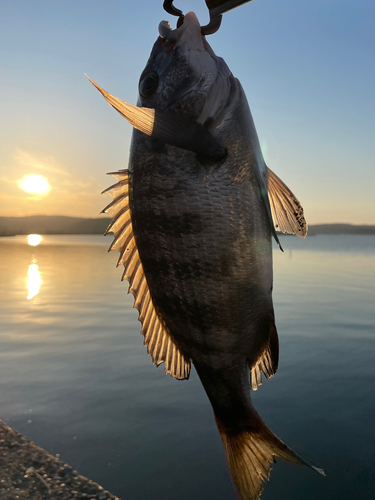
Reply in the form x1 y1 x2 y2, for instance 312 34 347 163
87 11 323 500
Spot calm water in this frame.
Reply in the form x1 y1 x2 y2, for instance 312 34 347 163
0 234 374 499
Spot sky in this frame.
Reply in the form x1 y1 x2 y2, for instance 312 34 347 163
0 0 374 224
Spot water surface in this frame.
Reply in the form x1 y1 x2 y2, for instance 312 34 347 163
0 234 374 499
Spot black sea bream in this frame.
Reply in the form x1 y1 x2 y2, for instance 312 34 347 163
88 11 323 500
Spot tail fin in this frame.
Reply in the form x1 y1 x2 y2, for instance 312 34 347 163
215 408 324 500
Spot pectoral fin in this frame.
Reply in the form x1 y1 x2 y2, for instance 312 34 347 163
253 164 283 251
86 75 225 161
267 167 307 238
86 75 155 135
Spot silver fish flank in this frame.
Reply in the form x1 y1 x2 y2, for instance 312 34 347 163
88 12 323 500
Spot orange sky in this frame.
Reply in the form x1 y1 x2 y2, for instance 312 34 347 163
2 149 106 218
1 0 374 224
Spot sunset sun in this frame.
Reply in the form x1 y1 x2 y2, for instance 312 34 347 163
17 174 52 195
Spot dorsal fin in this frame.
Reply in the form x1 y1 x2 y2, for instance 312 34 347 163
102 169 191 380
267 167 307 238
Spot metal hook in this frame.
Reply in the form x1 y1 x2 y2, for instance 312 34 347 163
201 12 222 36
163 0 183 18
162 0 222 35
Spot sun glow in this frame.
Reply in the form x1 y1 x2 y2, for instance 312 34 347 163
17 174 51 195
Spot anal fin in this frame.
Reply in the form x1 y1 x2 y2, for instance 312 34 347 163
250 320 279 391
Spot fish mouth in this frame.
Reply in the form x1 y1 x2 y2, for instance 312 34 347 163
158 11 201 38
158 11 206 56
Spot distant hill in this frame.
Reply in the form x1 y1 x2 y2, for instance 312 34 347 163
306 224 375 235
0 216 374 237
0 215 110 236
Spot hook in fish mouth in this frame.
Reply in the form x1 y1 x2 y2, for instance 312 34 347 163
162 0 222 35
158 12 203 47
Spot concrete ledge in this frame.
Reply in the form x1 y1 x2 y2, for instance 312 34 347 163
0 420 121 500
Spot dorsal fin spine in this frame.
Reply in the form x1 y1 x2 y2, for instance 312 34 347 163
156 334 168 364
164 341 172 370
154 335 166 366
147 323 161 353
121 230 135 252
144 313 157 343
130 272 146 297
142 305 155 332
128 258 142 286
138 290 151 318
129 265 144 291
120 245 138 272
109 225 132 252
149 323 162 354
107 170 129 182
102 180 129 199
105 206 130 234
116 235 133 267
103 194 129 217
171 344 177 373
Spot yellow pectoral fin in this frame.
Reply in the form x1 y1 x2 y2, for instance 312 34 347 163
86 75 155 136
86 75 225 161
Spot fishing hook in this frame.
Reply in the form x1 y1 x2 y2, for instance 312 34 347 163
162 0 222 35
163 0 183 18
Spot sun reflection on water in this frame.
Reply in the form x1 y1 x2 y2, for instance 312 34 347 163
27 258 42 300
26 234 43 299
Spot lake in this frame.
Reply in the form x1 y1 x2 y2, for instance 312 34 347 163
0 234 374 499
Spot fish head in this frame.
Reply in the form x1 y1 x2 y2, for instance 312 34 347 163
138 12 232 126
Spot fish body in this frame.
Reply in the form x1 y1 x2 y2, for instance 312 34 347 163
89 11 320 500
131 86 274 374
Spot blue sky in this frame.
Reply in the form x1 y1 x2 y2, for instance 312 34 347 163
1 0 374 224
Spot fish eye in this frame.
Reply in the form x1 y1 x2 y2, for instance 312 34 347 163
139 72 159 98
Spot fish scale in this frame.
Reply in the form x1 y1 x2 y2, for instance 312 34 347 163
130 150 271 366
